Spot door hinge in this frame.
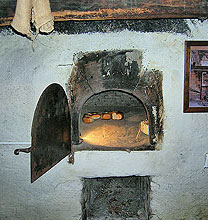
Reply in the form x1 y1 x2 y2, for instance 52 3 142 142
68 152 74 164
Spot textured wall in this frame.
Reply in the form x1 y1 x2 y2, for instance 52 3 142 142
1 19 208 219
82 176 151 219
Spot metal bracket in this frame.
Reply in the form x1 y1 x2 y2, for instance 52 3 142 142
72 138 83 145
14 147 32 155
68 152 74 164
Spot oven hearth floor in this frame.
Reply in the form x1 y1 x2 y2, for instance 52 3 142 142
80 111 149 149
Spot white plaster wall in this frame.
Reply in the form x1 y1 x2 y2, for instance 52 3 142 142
1 20 208 219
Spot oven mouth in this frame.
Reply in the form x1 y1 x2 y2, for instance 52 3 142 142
77 90 151 151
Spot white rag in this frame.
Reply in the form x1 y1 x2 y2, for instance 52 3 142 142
11 0 54 39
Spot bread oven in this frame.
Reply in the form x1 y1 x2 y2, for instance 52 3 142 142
14 50 163 182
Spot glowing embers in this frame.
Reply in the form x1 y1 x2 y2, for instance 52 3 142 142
80 110 149 148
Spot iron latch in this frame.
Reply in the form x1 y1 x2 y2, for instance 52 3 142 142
14 147 32 155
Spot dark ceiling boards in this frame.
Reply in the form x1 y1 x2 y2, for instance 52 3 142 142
0 0 208 26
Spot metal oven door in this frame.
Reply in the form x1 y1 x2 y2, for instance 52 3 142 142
15 83 72 183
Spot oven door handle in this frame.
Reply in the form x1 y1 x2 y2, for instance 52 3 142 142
14 147 32 155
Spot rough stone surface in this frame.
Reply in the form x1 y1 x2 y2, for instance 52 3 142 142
81 176 151 220
82 90 144 112
54 19 191 35
0 19 191 35
0 19 208 220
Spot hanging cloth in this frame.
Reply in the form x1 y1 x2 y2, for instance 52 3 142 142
11 0 54 39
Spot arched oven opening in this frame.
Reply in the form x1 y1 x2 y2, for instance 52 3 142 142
80 90 150 150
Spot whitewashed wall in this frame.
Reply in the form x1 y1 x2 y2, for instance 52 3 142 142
1 20 208 220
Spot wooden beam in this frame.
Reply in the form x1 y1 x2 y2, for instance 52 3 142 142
0 0 207 27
